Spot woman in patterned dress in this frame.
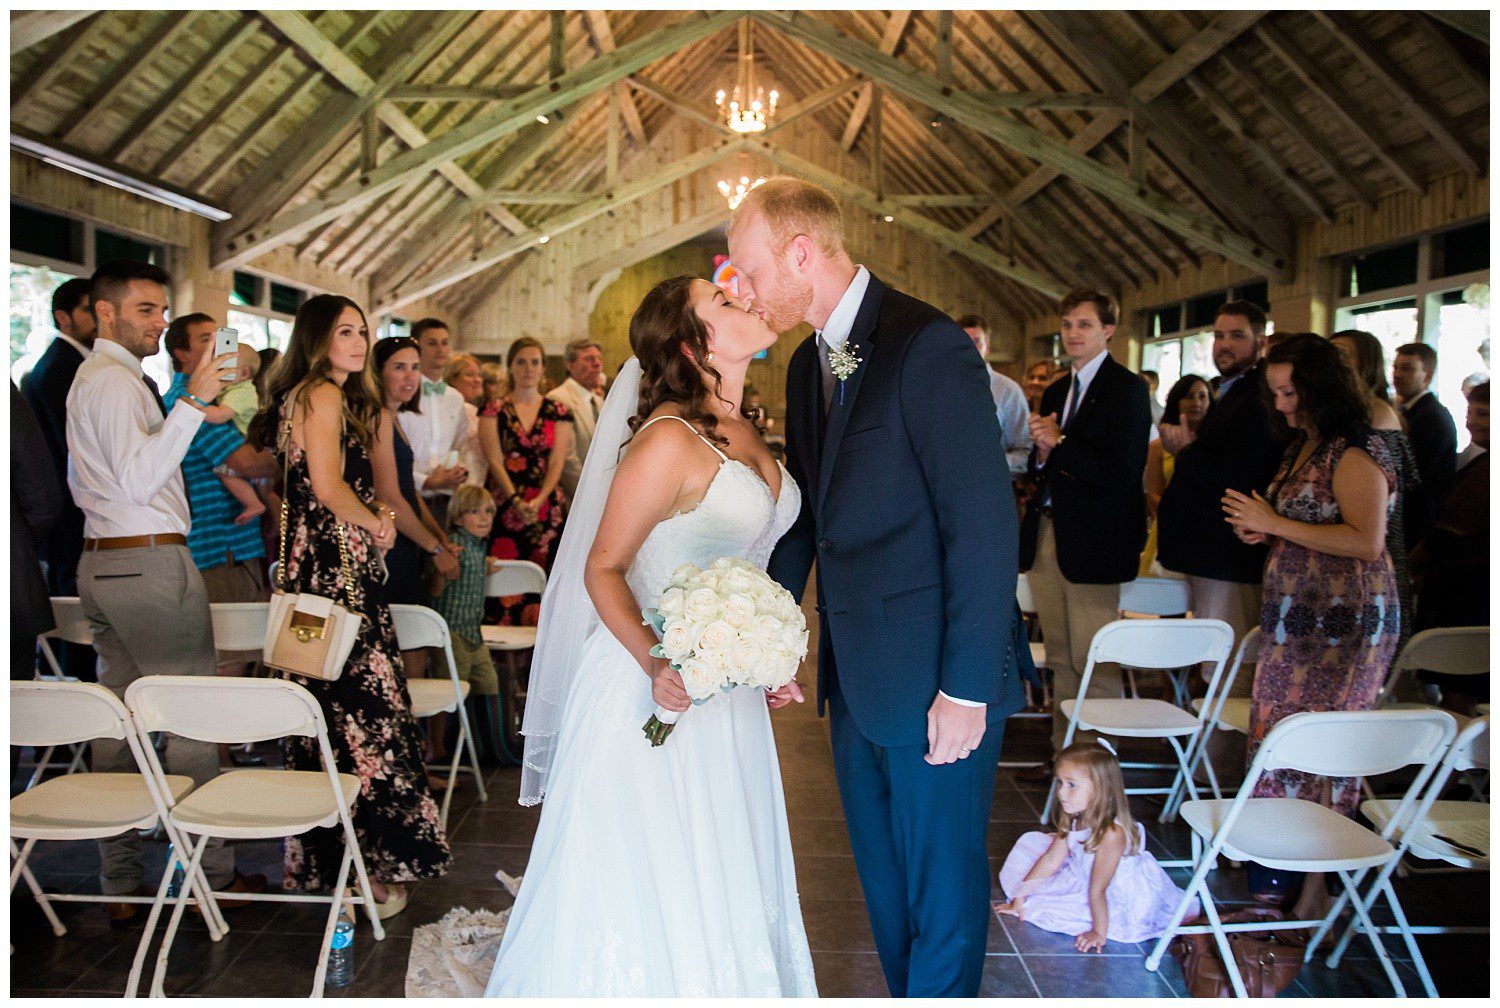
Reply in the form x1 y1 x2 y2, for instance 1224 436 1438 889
478 336 573 623
250 295 451 917
1223 334 1400 922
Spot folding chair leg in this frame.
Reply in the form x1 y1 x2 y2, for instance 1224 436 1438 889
1146 840 1217 973
1201 888 1250 998
1319 866 1368 963
150 833 212 998
1160 737 1200 823
1040 711 1083 824
1381 878 1439 998
127 845 182 998
340 815 385 941
440 732 461 828
1336 869 1406 997
311 847 355 996
11 839 66 937
455 700 488 805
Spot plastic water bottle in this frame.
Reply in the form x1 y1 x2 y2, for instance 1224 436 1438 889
164 844 185 899
326 913 355 989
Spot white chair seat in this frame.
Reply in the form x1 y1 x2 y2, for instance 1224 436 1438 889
1028 641 1046 668
11 773 193 841
1191 696 1251 733
1061 697 1201 737
170 769 360 840
409 676 469 717
1180 797 1394 871
1362 798 1489 868
482 624 537 651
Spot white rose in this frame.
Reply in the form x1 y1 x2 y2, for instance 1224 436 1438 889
720 568 754 596
722 593 756 628
695 619 736 654
678 656 722 700
659 620 695 662
657 586 686 619
728 640 764 683
750 615 784 649
670 562 702 587
782 626 808 658
683 587 720 623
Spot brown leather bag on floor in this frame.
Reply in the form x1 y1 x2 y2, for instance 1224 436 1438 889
1167 907 1306 998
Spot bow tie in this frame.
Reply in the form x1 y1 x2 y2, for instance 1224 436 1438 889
422 379 448 396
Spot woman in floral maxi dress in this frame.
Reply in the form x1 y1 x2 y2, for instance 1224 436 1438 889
1224 334 1400 922
478 336 572 625
252 295 450 912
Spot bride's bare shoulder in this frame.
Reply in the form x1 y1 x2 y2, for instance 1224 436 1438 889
621 408 700 464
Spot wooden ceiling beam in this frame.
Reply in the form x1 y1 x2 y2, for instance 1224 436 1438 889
215 10 744 269
11 10 96 54
12 13 116 117
1314 11 1480 176
755 11 1290 280
105 15 262 165
1426 11 1488 44
60 11 197 147
387 84 533 103
376 136 751 313
583 11 648 146
840 10 913 150
576 205 732 284
1409 13 1487 101
764 74 864 136
1252 18 1424 195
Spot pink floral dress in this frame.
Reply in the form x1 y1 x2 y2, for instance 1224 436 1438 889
274 400 450 889
482 395 569 624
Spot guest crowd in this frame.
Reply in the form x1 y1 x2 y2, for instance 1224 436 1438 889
10 259 1489 929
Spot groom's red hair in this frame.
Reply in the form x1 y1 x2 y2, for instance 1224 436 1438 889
729 176 845 259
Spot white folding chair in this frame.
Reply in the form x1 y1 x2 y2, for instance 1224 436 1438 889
390 604 489 827
1001 573 1050 770
1144 708 1458 998
1041 619 1234 833
1312 716 1491 997
27 597 96 786
1377 626 1489 714
1182 626 1261 798
125 675 385 998
208 601 271 654
1118 577 1193 706
482 561 548 762
10 681 227 996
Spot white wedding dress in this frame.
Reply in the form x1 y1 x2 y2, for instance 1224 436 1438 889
484 419 817 997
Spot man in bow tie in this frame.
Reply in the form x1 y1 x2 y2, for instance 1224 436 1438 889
401 318 469 527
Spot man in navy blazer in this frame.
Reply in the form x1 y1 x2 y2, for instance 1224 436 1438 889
730 178 1024 998
19 277 97 681
1019 290 1152 768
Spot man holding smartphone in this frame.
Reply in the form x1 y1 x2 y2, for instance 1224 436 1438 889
67 260 264 918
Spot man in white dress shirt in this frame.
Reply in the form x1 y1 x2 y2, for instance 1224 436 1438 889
957 314 1032 475
67 259 259 919
545 337 605 500
401 318 469 527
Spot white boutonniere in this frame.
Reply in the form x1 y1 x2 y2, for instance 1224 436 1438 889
827 343 863 405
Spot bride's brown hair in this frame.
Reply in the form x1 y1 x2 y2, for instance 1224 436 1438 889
626 276 729 447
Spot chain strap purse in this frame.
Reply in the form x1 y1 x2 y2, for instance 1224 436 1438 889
263 412 364 681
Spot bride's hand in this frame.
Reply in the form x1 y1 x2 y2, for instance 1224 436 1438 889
649 659 691 713
766 680 805 710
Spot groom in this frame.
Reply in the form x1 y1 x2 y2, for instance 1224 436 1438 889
730 178 1025 997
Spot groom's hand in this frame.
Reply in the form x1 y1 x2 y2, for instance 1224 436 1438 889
925 694 987 765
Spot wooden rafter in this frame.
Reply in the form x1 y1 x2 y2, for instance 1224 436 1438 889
576 205 732 284
1252 18 1423 195
60 11 198 147
755 10 1290 279
214 10 744 269
11 10 96 54
12 13 115 116
1426 11 1488 45
1313 11 1479 176
583 11 648 146
841 10 912 150
376 136 751 313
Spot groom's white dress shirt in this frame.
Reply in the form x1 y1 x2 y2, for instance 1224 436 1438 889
816 266 984 711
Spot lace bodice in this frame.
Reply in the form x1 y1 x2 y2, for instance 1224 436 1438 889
625 419 801 609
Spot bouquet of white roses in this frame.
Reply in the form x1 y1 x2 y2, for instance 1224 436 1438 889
640 557 809 746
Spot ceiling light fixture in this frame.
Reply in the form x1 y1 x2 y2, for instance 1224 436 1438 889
715 20 779 134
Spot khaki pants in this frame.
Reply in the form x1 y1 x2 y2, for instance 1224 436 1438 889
78 544 236 894
1185 575 1262 779
1029 515 1125 752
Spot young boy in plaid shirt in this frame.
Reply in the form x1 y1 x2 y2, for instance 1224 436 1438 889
431 485 503 761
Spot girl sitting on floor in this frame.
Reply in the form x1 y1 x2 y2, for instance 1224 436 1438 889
996 740 1199 951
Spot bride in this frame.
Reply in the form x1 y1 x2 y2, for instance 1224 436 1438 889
484 276 816 996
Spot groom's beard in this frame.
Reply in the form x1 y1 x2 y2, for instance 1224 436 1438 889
760 261 815 335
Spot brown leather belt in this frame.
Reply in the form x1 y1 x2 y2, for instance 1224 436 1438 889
83 533 187 552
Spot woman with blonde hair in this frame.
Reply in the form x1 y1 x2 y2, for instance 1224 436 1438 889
249 294 450 918
444 351 489 490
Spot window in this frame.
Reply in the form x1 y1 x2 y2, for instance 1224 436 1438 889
94 227 164 266
1139 280 1269 407
1335 221 1489 450
226 269 315 353
12 203 84 265
379 316 411 341
10 262 83 385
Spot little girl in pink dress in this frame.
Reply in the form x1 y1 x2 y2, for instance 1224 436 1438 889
996 741 1198 950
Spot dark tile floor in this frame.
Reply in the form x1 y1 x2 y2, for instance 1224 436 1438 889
11 696 1488 998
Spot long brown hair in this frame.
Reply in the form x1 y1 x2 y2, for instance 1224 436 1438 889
1051 742 1140 855
505 336 549 395
625 276 728 446
248 293 382 449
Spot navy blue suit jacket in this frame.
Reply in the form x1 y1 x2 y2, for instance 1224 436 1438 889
20 336 86 587
768 275 1027 748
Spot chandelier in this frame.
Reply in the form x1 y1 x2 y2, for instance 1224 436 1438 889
715 20 778 134
717 176 765 211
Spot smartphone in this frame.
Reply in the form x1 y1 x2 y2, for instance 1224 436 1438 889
214 326 238 360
